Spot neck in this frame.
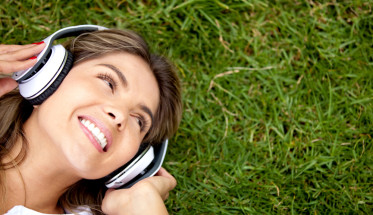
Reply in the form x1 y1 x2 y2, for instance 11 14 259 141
2 114 81 214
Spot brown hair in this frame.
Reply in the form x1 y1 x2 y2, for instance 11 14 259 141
0 29 182 214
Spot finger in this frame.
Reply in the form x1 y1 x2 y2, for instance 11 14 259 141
0 58 37 74
0 44 38 54
0 42 45 61
141 174 177 200
105 188 115 195
155 167 174 178
157 168 177 188
151 177 174 200
155 168 177 190
0 78 18 97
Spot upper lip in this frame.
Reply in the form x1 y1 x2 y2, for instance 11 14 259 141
78 115 113 151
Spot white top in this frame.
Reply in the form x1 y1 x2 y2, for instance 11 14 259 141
5 205 92 215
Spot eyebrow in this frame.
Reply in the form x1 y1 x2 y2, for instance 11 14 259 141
98 63 127 87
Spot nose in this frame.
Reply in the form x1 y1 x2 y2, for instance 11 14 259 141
104 106 126 130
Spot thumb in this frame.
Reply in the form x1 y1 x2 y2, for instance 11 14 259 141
0 78 18 97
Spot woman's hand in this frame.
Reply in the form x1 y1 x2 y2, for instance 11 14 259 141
102 167 177 215
0 43 45 97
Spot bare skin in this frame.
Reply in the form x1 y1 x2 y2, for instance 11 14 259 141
1 43 176 214
0 43 46 96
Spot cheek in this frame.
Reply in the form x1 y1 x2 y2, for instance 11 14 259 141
45 76 97 108
110 133 142 168
34 77 93 134
56 75 89 98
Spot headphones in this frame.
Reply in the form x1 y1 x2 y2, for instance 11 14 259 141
12 25 108 105
12 25 169 189
105 140 168 189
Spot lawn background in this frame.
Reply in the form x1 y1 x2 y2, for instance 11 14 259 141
1 0 372 214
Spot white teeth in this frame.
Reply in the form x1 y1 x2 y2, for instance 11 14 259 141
80 118 108 150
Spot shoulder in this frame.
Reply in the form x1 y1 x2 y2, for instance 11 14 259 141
5 205 93 215
5 206 42 215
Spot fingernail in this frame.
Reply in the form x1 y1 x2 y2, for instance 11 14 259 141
29 56 37 60
32 41 44 45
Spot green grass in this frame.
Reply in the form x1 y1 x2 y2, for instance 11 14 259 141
1 0 372 214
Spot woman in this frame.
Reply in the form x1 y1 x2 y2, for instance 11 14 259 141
0 28 182 214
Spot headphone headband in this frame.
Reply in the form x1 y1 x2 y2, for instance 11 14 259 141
13 25 107 82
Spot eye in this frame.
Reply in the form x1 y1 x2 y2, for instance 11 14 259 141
98 73 117 91
135 115 149 132
136 117 143 128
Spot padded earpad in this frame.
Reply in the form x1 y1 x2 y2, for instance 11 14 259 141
28 50 74 105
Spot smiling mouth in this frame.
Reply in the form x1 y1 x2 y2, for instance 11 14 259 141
79 118 108 150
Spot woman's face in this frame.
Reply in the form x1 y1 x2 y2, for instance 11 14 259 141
30 52 159 179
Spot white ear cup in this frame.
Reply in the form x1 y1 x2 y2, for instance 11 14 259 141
13 25 107 82
105 146 155 189
18 45 68 100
